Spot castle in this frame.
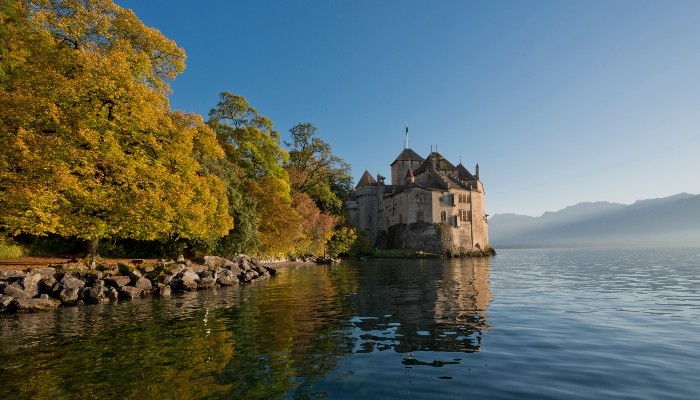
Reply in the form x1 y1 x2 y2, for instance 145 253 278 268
346 143 489 255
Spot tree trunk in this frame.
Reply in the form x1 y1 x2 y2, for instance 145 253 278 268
87 237 100 257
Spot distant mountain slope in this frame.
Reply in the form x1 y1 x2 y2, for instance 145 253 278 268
489 193 700 247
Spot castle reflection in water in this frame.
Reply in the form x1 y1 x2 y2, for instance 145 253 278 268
342 257 492 356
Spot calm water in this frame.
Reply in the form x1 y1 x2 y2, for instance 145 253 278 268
1 247 699 399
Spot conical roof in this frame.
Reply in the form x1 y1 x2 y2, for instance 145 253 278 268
355 170 377 188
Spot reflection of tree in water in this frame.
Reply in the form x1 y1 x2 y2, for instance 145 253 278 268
0 259 491 398
344 257 492 358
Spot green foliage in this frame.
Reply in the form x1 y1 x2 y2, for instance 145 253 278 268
208 92 289 182
0 235 23 258
207 92 307 257
285 123 353 214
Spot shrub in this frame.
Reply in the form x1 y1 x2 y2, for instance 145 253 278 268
0 236 24 259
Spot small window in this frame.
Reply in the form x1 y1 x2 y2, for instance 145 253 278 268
440 211 446 222
459 209 469 222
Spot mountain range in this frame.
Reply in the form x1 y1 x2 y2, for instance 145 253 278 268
488 193 700 247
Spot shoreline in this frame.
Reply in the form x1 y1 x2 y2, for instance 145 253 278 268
0 255 282 314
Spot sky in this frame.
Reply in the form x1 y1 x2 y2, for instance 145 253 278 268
114 0 700 217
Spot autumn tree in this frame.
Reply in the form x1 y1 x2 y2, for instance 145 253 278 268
207 92 301 257
0 0 232 255
285 123 353 215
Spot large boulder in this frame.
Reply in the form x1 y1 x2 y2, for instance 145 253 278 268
21 273 43 297
29 268 57 280
104 276 131 289
55 274 86 305
2 282 31 299
196 270 217 289
14 296 61 312
81 281 110 304
57 286 81 304
132 277 152 290
39 276 57 296
118 286 143 300
216 268 239 286
240 270 259 283
169 268 199 291
0 269 25 280
59 274 86 290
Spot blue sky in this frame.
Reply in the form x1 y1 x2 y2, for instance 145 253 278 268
114 0 700 216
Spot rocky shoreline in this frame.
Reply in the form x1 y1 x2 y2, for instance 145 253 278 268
0 255 277 314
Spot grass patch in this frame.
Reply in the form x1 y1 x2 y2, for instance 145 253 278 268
0 237 24 259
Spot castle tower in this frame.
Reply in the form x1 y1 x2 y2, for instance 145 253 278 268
391 148 424 185
405 167 415 186
354 170 379 244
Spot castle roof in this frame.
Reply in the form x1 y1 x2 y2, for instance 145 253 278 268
390 148 424 166
355 170 377 188
456 163 477 181
413 152 458 175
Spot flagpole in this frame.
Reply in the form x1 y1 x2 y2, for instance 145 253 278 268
405 124 409 149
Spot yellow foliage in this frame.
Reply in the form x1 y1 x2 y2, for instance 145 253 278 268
0 1 232 246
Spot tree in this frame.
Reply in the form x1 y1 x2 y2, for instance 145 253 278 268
285 123 353 214
292 192 336 256
207 92 298 256
0 0 232 255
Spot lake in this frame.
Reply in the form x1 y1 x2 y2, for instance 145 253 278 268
1 247 699 399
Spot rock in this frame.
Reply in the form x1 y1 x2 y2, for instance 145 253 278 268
169 268 199 291
104 276 131 289
118 286 143 300
58 286 81 304
105 287 119 301
85 271 104 283
216 268 239 286
29 267 56 280
240 270 259 283
81 281 109 304
154 283 171 297
128 269 143 280
39 276 57 295
197 276 217 289
201 255 238 270
228 264 244 277
240 258 252 271
3 283 31 299
0 269 25 280
252 265 270 277
117 263 133 275
132 277 152 290
60 274 86 290
21 273 42 297
14 297 61 312
0 294 15 312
